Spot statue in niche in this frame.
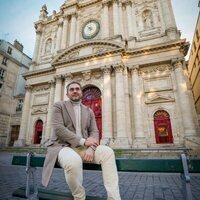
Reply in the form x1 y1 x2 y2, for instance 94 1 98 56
45 39 52 53
39 4 48 20
142 10 153 29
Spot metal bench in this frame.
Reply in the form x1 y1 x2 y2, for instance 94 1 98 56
12 153 200 200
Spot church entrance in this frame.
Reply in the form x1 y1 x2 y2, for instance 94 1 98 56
34 120 43 144
154 110 173 144
82 86 102 140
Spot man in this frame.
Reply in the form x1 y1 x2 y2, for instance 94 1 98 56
42 80 121 200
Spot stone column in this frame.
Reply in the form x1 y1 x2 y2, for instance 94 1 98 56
64 73 73 101
113 0 120 37
43 80 56 142
32 25 42 63
75 18 80 44
130 66 145 146
126 1 134 39
55 19 63 52
101 66 113 145
118 2 124 37
69 13 77 46
173 60 197 137
14 85 32 146
159 0 177 39
114 65 129 147
102 2 109 38
54 75 63 103
61 15 69 49
123 67 132 144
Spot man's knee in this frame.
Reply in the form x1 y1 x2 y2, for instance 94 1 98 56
62 154 82 170
96 145 115 159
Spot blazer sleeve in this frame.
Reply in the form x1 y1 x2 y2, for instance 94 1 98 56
88 108 99 140
52 102 81 148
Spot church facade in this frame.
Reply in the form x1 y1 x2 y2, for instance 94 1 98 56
15 0 200 149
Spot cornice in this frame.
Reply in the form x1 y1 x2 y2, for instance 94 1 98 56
23 67 55 80
125 39 189 57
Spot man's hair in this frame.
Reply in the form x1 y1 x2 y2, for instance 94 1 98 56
66 80 82 93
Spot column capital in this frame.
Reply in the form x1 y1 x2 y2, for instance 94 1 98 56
63 14 70 20
171 58 184 69
70 12 77 18
48 80 56 87
34 24 43 34
101 66 112 74
25 85 33 91
113 64 124 73
128 65 139 72
54 74 63 81
64 73 73 81
57 18 63 26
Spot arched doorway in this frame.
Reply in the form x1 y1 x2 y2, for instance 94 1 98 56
82 85 102 140
34 120 43 144
153 110 173 144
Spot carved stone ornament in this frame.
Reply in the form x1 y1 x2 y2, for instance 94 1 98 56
93 46 115 54
32 84 50 92
82 71 91 81
139 64 171 74
31 106 48 115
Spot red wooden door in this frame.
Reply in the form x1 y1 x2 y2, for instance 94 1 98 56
154 111 173 144
34 120 43 144
82 86 102 140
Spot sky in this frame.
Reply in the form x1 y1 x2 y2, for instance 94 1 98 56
0 0 199 59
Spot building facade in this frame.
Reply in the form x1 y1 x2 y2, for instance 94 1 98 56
187 2 200 125
15 0 200 148
0 40 31 146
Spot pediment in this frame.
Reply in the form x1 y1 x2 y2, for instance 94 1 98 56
145 95 175 104
52 40 124 66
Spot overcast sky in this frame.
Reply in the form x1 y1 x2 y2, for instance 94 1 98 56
0 0 199 59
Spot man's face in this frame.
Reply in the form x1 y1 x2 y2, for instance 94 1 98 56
67 83 83 102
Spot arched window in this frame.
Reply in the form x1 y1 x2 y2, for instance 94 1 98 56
34 120 43 144
45 39 52 53
142 9 153 29
153 110 173 144
82 86 102 140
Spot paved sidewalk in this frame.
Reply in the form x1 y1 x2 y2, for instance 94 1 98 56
0 153 200 200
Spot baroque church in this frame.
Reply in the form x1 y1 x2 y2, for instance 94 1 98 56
15 0 200 149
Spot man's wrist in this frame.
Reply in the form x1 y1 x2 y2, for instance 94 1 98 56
79 138 86 146
90 145 96 151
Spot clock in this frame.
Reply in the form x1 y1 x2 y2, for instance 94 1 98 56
82 20 100 39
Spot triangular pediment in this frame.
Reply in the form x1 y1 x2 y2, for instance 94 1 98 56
52 40 124 66
145 95 175 104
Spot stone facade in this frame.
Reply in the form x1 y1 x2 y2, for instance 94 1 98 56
15 0 200 149
0 40 31 146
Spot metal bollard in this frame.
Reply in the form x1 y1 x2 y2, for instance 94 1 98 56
180 153 193 200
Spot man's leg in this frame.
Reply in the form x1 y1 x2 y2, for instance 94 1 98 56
58 147 85 200
94 145 121 200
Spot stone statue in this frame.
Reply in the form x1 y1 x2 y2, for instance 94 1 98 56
39 4 48 20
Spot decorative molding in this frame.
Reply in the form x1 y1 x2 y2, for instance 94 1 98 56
31 106 48 115
32 84 50 92
145 95 175 104
82 70 91 81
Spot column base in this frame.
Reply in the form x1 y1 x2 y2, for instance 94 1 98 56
112 137 130 148
132 138 147 148
14 139 25 147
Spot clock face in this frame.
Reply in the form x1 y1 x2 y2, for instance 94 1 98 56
82 20 100 39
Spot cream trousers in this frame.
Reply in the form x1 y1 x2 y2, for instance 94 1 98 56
58 145 121 200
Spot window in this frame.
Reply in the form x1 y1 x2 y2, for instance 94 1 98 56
16 99 24 112
2 57 7 65
7 47 12 54
0 68 5 80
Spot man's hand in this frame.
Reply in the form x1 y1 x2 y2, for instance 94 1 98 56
84 137 99 147
83 147 95 162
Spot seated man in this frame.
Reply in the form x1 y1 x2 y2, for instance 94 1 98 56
42 80 121 200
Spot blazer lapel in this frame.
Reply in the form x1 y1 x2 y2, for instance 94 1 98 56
64 101 76 128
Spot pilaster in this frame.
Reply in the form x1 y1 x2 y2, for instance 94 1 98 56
54 75 63 103
55 18 63 53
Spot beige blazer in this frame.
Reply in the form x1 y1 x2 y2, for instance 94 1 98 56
42 101 99 187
